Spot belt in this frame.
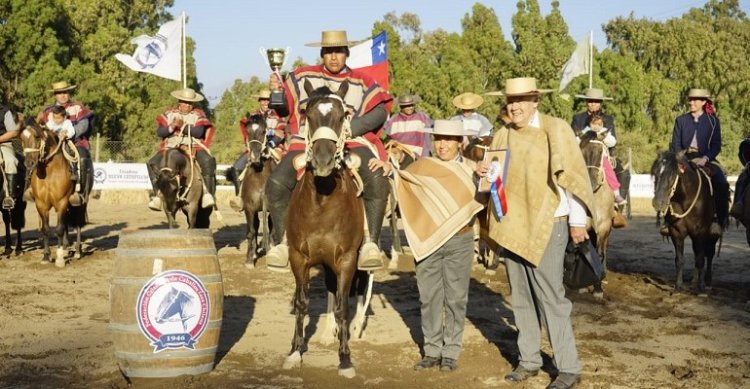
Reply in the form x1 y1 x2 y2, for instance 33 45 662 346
553 216 568 222
457 224 474 235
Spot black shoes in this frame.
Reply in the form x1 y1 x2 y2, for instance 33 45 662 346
413 356 440 370
546 373 580 389
440 357 457 372
505 365 540 382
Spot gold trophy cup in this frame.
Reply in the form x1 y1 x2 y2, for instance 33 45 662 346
260 46 291 107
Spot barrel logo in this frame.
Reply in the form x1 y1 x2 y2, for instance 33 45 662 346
136 270 210 353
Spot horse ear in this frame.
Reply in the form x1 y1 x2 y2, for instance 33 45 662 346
337 81 349 99
304 79 314 96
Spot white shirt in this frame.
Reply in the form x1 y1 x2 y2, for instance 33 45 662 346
46 119 76 139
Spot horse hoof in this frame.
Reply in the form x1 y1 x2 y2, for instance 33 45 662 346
593 291 604 299
55 248 65 268
74 252 81 260
338 367 356 378
244 260 255 270
282 351 301 370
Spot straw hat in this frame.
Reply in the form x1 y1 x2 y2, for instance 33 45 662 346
396 94 422 106
452 93 484 110
687 88 711 99
48 81 77 93
485 77 553 97
574 87 613 101
426 120 472 137
254 89 272 100
304 30 359 48
170 88 204 102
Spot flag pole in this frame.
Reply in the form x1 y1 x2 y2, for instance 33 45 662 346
588 30 593 89
182 12 187 89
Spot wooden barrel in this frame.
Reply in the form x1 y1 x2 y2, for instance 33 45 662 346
110 229 223 378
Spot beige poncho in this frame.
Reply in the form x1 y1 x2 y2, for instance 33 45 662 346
487 113 595 267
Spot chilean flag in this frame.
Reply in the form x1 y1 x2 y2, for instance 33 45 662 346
348 31 389 92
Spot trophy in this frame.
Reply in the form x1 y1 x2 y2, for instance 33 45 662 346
260 46 291 108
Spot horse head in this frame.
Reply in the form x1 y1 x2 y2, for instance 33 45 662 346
156 148 190 203
651 150 693 212
154 287 195 330
303 79 349 177
579 131 605 190
19 117 56 173
244 113 268 165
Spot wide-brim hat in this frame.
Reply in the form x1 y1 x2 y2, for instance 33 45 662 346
426 119 473 137
304 30 359 48
687 88 711 99
170 88 204 102
452 93 484 110
253 89 272 100
48 81 77 93
397 94 421 106
574 87 613 101
485 77 553 97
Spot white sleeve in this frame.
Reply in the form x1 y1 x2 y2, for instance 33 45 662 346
63 121 76 138
567 190 587 227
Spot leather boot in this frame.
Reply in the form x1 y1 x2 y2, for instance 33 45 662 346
358 197 387 271
201 174 216 208
2 174 16 209
265 178 291 271
730 200 744 219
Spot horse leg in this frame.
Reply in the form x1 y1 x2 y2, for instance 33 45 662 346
14 225 22 256
243 208 256 269
74 225 82 260
3 213 11 256
55 216 66 268
336 260 356 378
692 240 706 293
705 237 717 289
261 202 270 256
283 259 309 370
38 208 51 264
351 271 374 339
320 290 338 345
592 234 610 299
672 236 685 291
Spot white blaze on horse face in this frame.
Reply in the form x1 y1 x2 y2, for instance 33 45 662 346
251 124 260 131
317 102 334 117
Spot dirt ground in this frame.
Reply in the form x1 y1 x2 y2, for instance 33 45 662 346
0 193 749 389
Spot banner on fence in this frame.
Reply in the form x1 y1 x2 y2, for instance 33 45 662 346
93 163 151 189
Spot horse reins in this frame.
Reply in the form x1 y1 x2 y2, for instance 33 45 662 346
664 165 711 218
585 140 606 191
23 132 64 164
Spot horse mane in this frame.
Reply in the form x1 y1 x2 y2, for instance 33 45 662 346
578 130 598 148
306 85 336 107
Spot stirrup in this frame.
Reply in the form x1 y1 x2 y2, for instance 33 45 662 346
201 193 215 208
265 244 290 273
229 196 244 212
358 242 384 271
148 196 162 212
69 192 83 207
2 196 14 210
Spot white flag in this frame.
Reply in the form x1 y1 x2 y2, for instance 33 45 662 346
115 19 182 81
558 35 590 92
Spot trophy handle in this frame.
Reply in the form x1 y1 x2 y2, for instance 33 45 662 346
259 47 270 67
282 47 292 69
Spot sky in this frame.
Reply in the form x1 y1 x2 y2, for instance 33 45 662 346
167 0 749 105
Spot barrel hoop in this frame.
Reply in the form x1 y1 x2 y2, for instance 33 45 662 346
118 362 215 377
116 347 217 360
115 248 217 257
111 274 223 285
110 319 222 333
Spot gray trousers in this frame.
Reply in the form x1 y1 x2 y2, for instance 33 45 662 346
505 219 581 374
416 231 474 360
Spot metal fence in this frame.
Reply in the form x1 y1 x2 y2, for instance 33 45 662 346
90 135 245 165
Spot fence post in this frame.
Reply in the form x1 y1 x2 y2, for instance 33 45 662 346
95 133 100 163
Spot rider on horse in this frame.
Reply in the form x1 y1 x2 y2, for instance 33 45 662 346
226 89 287 211
264 30 392 271
730 137 750 219
0 104 20 209
36 81 93 206
663 88 730 236
147 88 216 211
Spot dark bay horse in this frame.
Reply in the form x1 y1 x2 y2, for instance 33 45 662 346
579 131 615 298
282 80 364 378
0 152 26 257
20 119 87 266
237 113 275 268
652 150 720 292
155 148 211 229
735 164 750 246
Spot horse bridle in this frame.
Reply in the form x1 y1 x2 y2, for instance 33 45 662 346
305 93 351 165
585 140 606 191
661 162 711 218
23 131 64 165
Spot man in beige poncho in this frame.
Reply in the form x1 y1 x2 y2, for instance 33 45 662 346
477 77 595 389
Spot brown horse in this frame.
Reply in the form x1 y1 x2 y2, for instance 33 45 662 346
154 147 210 229
652 150 721 292
282 80 364 378
734 164 750 246
20 118 87 266
579 131 615 298
237 113 276 268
